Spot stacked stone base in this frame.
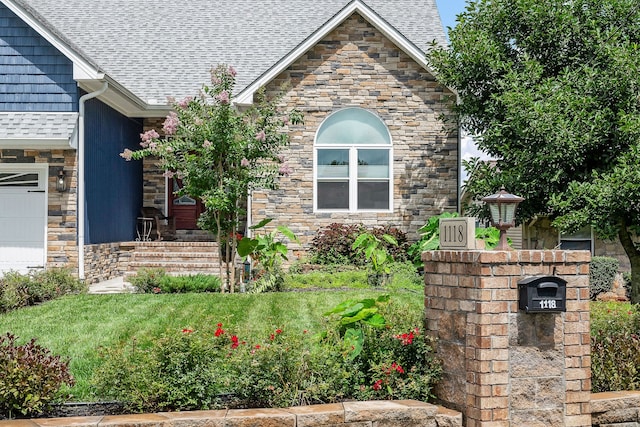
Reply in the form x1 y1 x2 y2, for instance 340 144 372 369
0 401 462 427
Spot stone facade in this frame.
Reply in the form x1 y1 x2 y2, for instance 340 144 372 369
252 13 458 252
0 148 78 273
423 250 592 427
83 243 128 284
591 391 640 426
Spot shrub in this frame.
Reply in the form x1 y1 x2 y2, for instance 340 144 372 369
591 302 640 392
0 333 74 419
310 223 408 266
158 274 221 293
310 223 364 265
130 269 221 294
590 256 619 300
0 269 85 313
129 268 167 293
92 297 441 412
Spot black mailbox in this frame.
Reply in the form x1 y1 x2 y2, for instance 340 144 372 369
518 276 567 313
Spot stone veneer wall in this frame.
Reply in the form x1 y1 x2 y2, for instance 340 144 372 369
83 242 135 284
591 391 640 426
254 12 458 252
0 149 78 273
0 401 463 427
423 250 591 427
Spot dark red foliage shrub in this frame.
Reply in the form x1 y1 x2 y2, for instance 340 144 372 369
0 333 74 419
310 223 409 265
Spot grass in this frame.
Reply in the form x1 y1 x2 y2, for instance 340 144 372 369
0 289 424 402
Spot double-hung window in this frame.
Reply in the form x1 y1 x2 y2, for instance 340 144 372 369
315 108 392 212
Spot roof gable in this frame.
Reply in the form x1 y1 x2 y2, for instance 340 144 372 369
2 0 447 115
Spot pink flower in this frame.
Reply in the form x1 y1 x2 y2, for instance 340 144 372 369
241 158 250 167
278 163 293 176
277 154 285 163
255 130 266 142
119 148 133 161
216 90 229 104
140 129 159 147
202 140 212 148
162 170 175 178
228 66 237 77
163 112 179 135
177 97 193 109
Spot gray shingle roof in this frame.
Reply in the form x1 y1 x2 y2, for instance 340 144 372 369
0 112 78 139
11 0 446 104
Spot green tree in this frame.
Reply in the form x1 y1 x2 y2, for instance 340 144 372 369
122 65 302 291
427 0 640 302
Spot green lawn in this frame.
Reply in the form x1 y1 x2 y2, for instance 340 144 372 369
0 290 425 401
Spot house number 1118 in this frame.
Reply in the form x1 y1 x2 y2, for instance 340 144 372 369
439 218 476 250
539 299 557 309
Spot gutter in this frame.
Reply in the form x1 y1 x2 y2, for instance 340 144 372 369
77 81 108 280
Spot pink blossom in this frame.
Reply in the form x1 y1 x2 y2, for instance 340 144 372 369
279 163 293 176
177 97 193 109
166 146 174 153
228 66 237 77
216 90 229 104
194 117 204 126
119 148 133 161
149 141 157 150
241 158 250 167
163 112 179 135
277 154 285 163
255 130 266 142
163 170 175 178
202 140 212 148
140 129 159 147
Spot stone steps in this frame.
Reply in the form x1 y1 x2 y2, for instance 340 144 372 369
124 241 228 277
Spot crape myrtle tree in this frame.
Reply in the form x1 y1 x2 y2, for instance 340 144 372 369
427 0 640 302
122 65 303 291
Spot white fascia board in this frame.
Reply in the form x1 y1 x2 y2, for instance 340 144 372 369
2 0 103 80
77 79 169 118
0 138 76 150
235 0 443 105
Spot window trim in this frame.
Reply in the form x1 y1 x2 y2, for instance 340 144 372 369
313 108 393 213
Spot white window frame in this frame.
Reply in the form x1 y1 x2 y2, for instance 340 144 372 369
313 108 393 213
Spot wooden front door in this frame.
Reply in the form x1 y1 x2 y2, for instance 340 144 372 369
168 178 204 230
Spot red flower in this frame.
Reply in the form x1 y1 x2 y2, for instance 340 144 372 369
372 379 383 391
215 324 225 337
270 334 275 340
182 328 194 334
275 328 282 334
255 344 261 349
396 331 414 346
230 335 239 349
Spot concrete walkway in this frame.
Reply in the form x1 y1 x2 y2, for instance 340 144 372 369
87 276 135 294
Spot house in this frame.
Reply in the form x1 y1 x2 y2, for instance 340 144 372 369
0 0 458 282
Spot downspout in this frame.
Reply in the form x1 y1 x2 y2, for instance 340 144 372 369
78 82 108 280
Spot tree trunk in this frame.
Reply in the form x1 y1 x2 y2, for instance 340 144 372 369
617 220 640 303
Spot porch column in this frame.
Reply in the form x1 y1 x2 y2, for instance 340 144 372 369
423 250 591 427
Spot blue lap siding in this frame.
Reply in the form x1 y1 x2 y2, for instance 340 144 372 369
0 3 78 111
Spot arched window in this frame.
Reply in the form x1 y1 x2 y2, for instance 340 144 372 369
315 108 392 211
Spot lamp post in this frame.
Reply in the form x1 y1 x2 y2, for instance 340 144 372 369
482 187 524 250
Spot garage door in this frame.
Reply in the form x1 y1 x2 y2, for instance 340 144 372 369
0 167 47 276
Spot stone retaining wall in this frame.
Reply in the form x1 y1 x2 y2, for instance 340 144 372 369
0 401 462 427
591 391 640 426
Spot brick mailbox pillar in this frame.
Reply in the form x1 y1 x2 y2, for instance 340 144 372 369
423 250 591 427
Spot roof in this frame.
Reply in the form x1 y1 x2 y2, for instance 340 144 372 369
4 0 446 113
0 112 78 148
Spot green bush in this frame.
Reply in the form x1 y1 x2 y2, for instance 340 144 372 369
92 297 441 411
590 256 619 300
0 269 85 313
130 269 221 294
0 333 74 419
591 302 640 392
129 268 167 293
310 223 408 266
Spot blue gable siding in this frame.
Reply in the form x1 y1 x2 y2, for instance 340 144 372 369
0 4 78 111
84 97 143 244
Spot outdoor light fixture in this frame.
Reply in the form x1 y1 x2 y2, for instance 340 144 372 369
56 170 67 192
482 187 524 250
